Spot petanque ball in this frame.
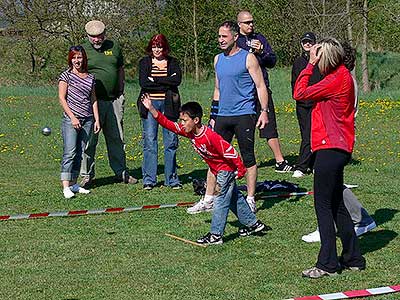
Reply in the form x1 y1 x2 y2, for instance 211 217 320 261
42 127 52 136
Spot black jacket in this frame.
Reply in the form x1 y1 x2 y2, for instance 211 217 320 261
291 52 323 107
137 56 182 120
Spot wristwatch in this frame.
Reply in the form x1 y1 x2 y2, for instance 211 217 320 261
260 108 268 113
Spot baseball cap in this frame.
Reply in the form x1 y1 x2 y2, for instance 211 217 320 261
85 20 105 36
301 32 316 44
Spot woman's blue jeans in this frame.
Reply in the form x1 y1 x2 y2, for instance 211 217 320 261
210 171 257 235
141 100 180 186
61 116 93 181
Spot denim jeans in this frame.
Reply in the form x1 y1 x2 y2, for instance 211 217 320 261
142 100 180 186
61 116 93 181
210 171 257 235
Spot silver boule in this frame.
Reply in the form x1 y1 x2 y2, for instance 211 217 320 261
42 127 52 136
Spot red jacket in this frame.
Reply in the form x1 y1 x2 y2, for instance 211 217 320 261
155 113 247 178
293 63 355 153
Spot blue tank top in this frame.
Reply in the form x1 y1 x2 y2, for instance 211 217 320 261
215 49 255 116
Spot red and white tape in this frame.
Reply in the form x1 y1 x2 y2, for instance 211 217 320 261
0 201 195 222
285 284 400 300
0 191 315 222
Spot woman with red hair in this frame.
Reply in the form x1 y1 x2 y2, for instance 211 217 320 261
137 34 182 190
58 46 100 199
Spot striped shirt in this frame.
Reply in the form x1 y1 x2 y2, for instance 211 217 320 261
59 70 95 118
149 61 167 100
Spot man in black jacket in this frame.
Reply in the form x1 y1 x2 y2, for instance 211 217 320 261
237 10 293 174
291 32 323 178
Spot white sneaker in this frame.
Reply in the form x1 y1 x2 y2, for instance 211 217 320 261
70 184 90 194
246 197 257 213
63 187 75 199
301 229 321 243
355 221 376 236
187 197 213 214
292 170 306 178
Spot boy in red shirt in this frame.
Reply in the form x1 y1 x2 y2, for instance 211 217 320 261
141 94 267 244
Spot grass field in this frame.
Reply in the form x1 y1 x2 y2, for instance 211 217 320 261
0 68 399 300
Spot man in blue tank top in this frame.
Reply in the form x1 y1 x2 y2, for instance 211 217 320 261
186 21 269 215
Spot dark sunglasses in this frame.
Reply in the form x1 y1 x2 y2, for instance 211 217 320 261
69 45 84 51
241 20 254 25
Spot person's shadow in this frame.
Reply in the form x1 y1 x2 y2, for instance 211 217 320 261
89 166 142 188
256 186 309 211
359 208 399 255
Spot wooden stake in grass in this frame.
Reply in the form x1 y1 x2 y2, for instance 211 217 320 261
165 233 207 248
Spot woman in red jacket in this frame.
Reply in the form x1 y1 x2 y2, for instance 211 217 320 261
294 38 365 278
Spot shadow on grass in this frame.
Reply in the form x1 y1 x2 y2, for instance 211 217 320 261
222 224 271 243
89 167 142 188
359 229 398 255
256 186 310 211
370 208 399 226
348 157 361 166
89 166 208 188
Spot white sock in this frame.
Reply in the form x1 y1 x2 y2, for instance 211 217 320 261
246 196 255 202
63 187 75 199
203 194 215 203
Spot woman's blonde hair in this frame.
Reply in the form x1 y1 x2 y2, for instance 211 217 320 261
318 37 344 75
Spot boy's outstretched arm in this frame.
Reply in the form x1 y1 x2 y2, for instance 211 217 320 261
141 93 158 118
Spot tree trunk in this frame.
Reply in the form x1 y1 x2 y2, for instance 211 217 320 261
192 0 199 83
346 0 353 46
361 0 371 92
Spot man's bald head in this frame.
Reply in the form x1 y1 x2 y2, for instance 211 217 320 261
237 10 254 35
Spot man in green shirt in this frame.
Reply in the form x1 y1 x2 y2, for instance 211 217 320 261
80 20 137 187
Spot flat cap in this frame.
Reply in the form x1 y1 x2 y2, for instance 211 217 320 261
85 20 105 36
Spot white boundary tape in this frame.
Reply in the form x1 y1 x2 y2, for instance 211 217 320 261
285 284 400 300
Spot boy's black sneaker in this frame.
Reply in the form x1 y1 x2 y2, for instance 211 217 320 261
239 220 267 237
196 232 223 245
275 160 294 173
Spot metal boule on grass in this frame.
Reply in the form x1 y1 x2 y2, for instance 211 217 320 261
42 127 52 136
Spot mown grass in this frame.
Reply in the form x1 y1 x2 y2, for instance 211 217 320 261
0 68 399 300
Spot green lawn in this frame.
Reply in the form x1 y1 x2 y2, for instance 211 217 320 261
0 70 399 300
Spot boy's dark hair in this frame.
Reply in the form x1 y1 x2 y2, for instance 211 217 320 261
342 41 356 71
220 20 239 36
180 102 203 120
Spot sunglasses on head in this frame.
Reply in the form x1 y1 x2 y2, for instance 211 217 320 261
69 45 84 51
241 20 254 25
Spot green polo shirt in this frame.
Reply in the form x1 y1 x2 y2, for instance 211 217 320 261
83 40 124 101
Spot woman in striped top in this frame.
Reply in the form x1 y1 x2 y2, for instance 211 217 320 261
58 46 100 199
137 34 182 190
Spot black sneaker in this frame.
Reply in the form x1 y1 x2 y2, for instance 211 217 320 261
143 184 154 190
80 175 93 189
120 170 138 184
275 160 294 173
171 183 183 190
196 232 223 245
239 220 267 237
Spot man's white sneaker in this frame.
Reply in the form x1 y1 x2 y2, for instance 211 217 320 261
187 197 213 214
355 221 376 236
292 170 306 178
63 187 75 199
70 184 90 194
246 197 256 213
301 229 321 243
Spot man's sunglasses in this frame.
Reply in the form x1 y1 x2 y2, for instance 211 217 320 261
241 20 254 25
